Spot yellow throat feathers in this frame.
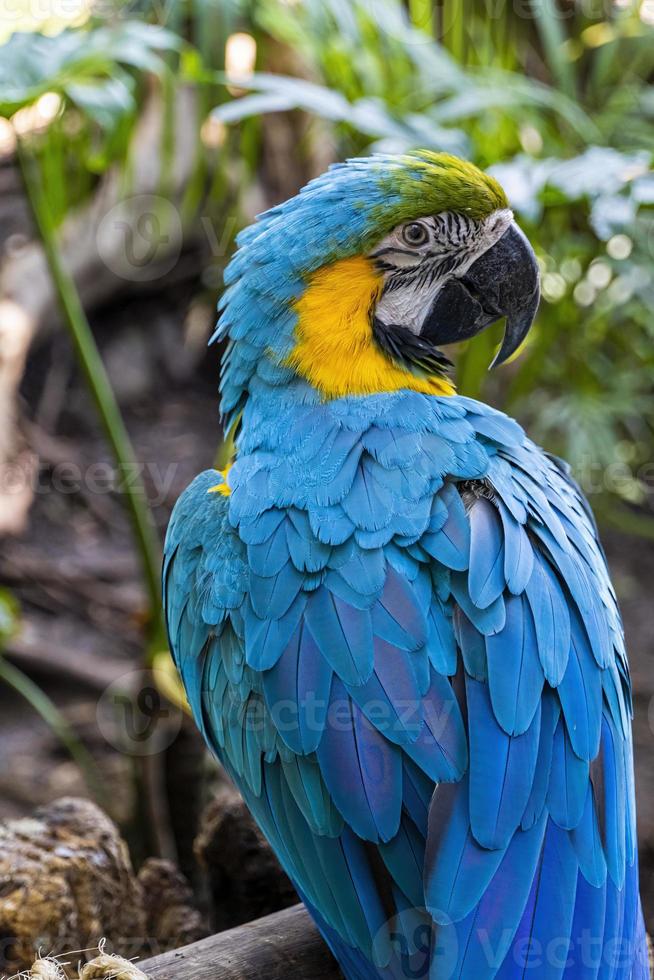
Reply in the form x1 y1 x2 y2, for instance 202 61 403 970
285 256 455 399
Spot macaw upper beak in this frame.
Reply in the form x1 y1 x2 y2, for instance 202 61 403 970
420 223 540 367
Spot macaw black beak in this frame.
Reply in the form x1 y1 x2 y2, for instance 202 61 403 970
420 223 540 367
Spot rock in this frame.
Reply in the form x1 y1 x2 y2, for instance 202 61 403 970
0 797 205 975
137 858 206 952
194 782 298 931
0 797 145 974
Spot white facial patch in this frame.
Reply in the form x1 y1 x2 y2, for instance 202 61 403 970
372 208 513 334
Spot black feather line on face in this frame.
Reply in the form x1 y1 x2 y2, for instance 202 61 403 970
381 253 460 294
373 316 453 379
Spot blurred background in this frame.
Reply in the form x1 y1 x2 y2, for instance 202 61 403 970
0 0 653 973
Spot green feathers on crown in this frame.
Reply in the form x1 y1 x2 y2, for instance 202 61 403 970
373 151 508 228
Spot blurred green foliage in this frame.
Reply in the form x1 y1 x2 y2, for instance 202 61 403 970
0 0 653 521
0 21 182 220
220 0 654 516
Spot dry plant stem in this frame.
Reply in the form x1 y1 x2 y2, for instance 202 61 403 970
15 136 165 654
0 299 36 534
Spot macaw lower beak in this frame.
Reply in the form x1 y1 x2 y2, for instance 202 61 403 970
420 223 540 367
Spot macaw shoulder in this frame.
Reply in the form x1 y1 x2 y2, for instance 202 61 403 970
163 396 609 619
163 469 247 659
164 468 238 569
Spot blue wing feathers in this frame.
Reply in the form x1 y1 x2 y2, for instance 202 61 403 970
244 591 307 670
424 776 505 923
453 606 487 680
525 551 571 686
497 499 534 595
495 819 579 980
325 569 379 609
375 564 428 648
402 668 468 783
316 676 403 842
247 520 288 574
547 717 590 831
261 619 333 754
558 612 603 762
435 810 548 980
562 872 607 980
485 593 544 735
596 717 627 889
450 571 506 635
401 757 432 838
379 820 426 910
467 675 541 849
421 483 470 570
468 497 506 609
347 636 424 745
522 688 560 831
286 517 331 572
249 560 304 618
425 601 457 676
570 784 608 889
305 589 374 685
164 394 643 980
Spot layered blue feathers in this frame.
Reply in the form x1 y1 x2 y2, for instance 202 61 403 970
164 389 645 980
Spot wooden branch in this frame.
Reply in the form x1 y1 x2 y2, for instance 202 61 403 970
139 904 343 980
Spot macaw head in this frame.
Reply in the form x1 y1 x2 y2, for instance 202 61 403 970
217 151 540 422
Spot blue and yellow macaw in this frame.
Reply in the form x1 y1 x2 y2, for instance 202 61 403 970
164 152 649 979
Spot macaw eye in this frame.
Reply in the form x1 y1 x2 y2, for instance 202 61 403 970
401 222 429 248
